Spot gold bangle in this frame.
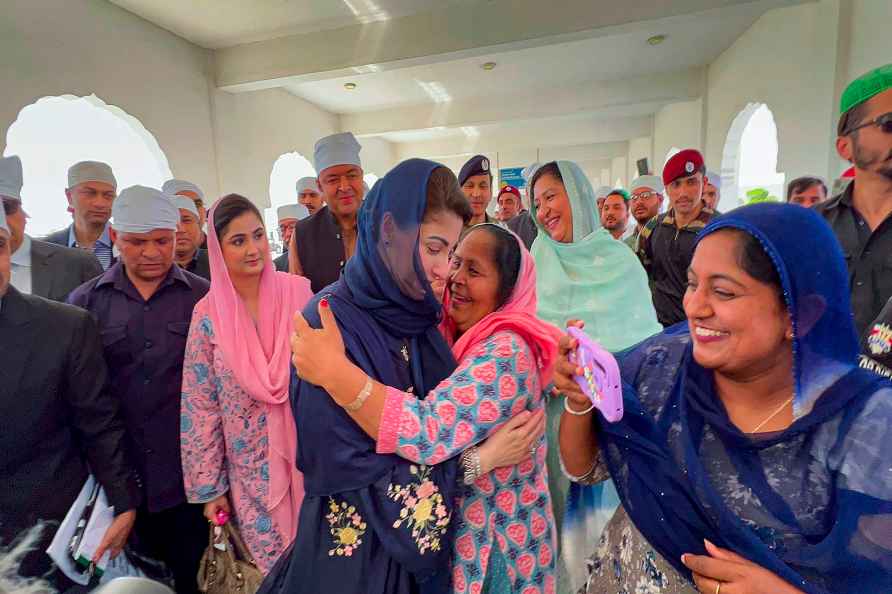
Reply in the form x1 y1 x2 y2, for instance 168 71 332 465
344 376 373 412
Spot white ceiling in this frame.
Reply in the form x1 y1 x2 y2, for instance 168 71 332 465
283 3 765 115
109 0 455 49
375 101 665 144
109 0 797 147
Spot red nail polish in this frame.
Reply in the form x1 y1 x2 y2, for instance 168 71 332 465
320 299 329 308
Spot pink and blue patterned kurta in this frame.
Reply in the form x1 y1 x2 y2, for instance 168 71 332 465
180 299 289 574
378 330 557 594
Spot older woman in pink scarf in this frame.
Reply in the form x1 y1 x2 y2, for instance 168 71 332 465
292 224 562 594
180 194 312 573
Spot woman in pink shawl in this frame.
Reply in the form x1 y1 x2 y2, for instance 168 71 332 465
180 194 313 573
292 224 562 594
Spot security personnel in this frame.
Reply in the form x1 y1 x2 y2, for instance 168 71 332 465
637 149 717 327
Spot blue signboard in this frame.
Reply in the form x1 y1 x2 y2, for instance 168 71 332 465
499 167 526 189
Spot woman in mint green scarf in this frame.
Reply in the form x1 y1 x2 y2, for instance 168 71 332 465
529 161 661 592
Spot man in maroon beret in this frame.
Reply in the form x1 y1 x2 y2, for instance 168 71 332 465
636 148 717 327
496 185 522 222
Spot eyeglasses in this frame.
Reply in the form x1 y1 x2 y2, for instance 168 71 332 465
847 111 892 135
2 197 21 216
630 191 659 202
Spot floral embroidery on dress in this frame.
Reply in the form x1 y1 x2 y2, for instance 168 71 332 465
326 498 367 557
387 464 450 554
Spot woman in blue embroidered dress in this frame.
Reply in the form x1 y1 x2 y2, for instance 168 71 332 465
292 224 563 594
259 160 543 594
556 203 892 594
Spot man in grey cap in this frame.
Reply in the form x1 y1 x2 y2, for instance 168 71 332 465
595 185 612 214
0 155 103 301
274 203 307 272
163 179 208 249
0 184 141 591
69 186 210 594
172 195 210 280
44 160 118 270
296 176 324 216
703 170 722 210
626 175 665 251
290 131 366 292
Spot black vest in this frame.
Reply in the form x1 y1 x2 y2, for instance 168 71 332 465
295 206 348 294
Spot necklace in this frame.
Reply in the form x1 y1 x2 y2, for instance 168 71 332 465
749 396 794 433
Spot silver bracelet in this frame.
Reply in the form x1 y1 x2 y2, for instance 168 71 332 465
461 446 482 485
344 376 373 412
563 395 596 416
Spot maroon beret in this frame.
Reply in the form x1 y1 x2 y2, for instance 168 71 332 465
662 149 705 185
498 185 521 199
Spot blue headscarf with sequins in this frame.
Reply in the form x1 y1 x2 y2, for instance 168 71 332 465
596 203 892 593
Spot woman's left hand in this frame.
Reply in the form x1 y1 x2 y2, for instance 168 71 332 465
476 409 546 473
682 540 804 594
291 299 347 389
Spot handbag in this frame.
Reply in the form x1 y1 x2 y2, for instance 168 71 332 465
197 522 263 594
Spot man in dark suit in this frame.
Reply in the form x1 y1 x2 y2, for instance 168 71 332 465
0 199 140 590
1 156 103 301
171 194 210 280
43 160 118 270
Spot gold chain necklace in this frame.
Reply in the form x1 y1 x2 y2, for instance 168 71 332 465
749 396 794 434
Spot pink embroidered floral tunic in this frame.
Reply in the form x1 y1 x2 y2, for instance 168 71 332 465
378 330 557 594
180 300 289 573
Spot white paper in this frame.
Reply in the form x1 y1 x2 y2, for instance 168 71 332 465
47 475 148 585
46 477 96 585
74 487 114 573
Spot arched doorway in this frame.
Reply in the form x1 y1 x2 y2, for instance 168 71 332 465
5 94 172 236
267 152 316 254
720 103 785 210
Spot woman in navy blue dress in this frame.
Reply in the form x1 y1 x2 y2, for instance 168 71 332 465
260 160 537 594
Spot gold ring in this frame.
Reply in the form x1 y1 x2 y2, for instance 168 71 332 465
715 582 722 594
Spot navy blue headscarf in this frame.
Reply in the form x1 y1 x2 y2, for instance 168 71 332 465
339 158 458 396
597 203 892 593
295 158 458 495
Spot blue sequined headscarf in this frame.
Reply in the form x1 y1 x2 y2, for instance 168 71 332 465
598 203 892 593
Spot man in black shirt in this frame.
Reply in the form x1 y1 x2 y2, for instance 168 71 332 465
637 149 717 327
814 63 892 337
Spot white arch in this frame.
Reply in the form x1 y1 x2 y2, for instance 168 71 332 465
266 152 316 253
4 94 172 236
720 103 785 209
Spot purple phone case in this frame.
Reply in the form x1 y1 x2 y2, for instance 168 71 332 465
567 327 623 423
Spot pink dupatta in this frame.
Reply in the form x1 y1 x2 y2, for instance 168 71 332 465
442 227 562 387
205 202 313 540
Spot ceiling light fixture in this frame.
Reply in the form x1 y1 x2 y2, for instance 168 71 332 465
647 35 667 46
344 82 358 90
481 62 497 71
